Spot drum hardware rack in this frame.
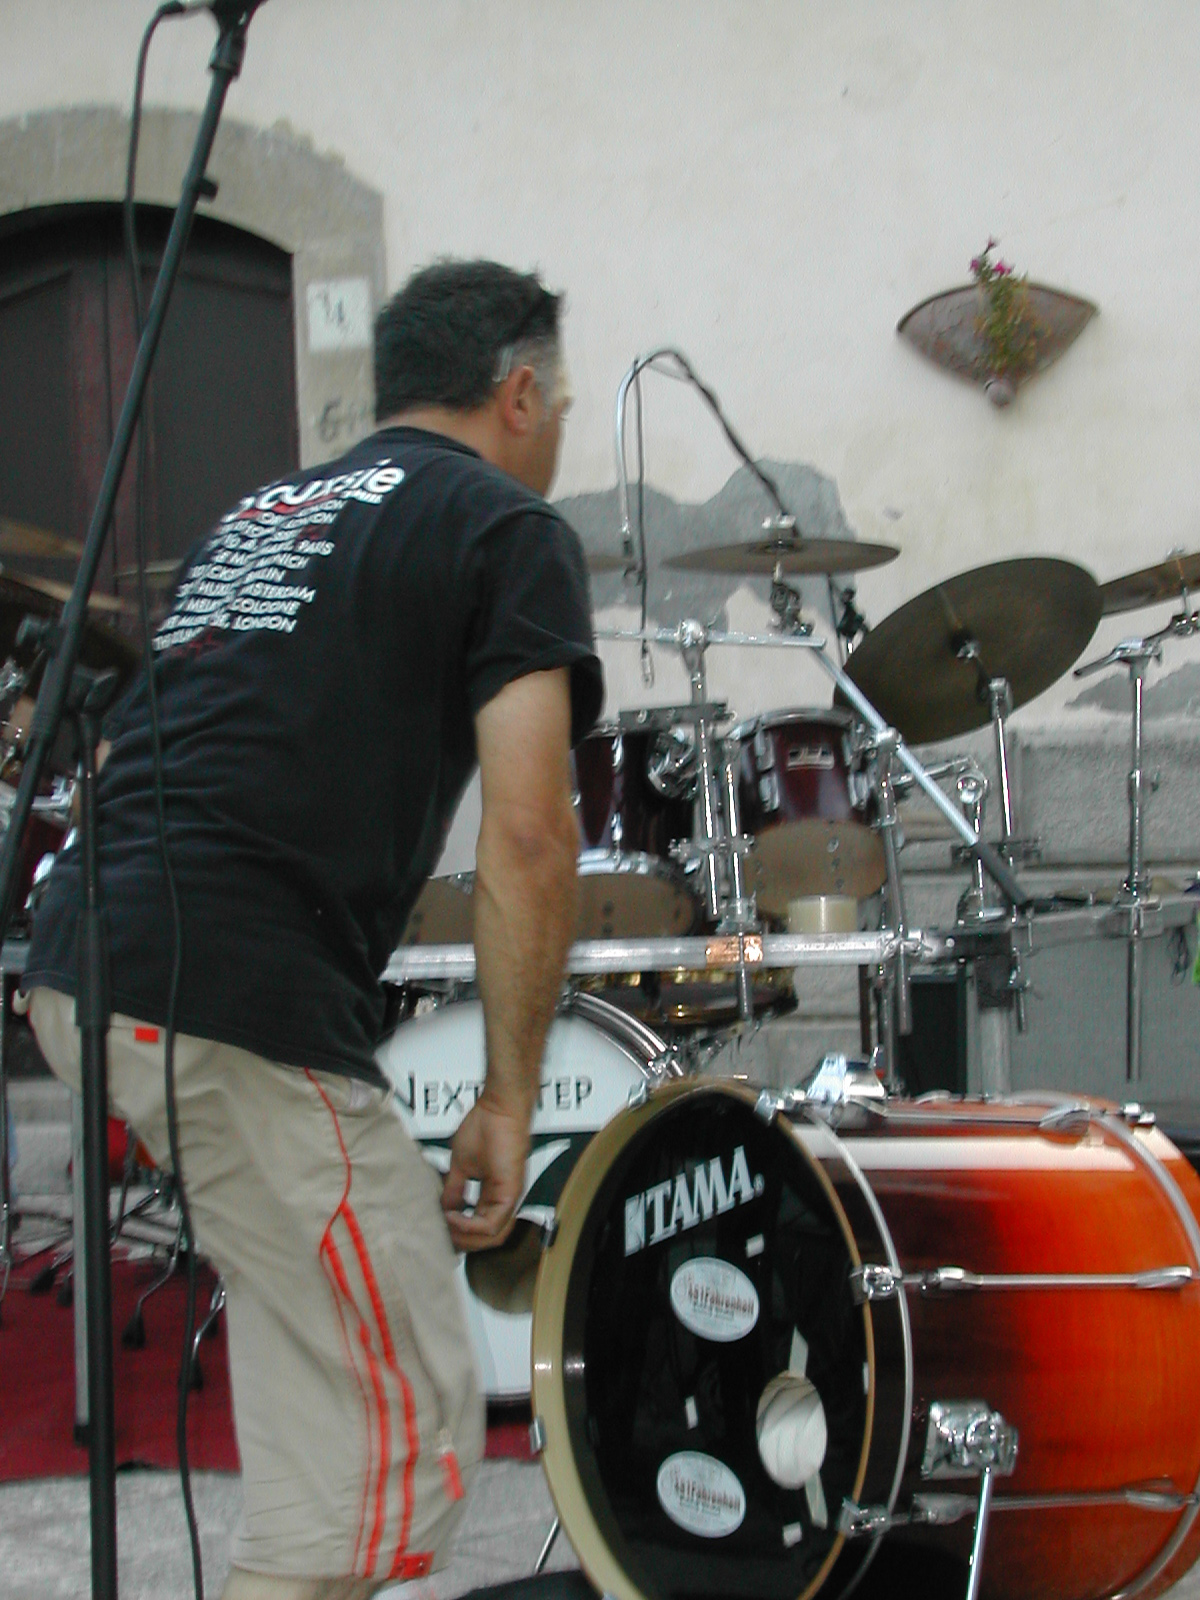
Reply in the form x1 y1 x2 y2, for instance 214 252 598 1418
1074 596 1200 1082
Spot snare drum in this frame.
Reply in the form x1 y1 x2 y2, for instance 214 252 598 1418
375 991 665 1398
734 710 885 918
574 723 699 939
532 1083 1200 1600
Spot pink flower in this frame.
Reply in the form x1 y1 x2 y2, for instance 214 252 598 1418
994 261 1012 277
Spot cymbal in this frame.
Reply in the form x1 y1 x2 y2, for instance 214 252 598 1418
1100 550 1200 615
0 516 84 562
664 534 899 576
841 558 1101 744
0 572 140 688
585 550 628 574
9 573 133 615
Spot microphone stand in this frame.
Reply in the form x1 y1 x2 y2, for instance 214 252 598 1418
0 11 263 1597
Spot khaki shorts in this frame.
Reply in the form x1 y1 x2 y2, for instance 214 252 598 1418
29 988 483 1585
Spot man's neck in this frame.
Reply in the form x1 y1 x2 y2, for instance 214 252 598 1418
378 405 496 459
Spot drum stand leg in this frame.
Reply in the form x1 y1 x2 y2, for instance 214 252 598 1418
964 1467 995 1600
534 1516 561 1576
871 742 910 1090
1121 655 1153 1084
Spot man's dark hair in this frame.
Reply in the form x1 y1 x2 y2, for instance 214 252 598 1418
374 259 562 419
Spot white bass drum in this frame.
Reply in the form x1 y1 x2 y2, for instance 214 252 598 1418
375 991 665 1399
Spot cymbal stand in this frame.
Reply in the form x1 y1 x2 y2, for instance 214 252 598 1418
859 729 910 1089
954 768 993 924
954 639 1040 867
1074 600 1199 1081
676 621 725 924
676 621 758 1020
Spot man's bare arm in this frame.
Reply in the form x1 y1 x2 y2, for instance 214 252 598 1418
441 667 579 1250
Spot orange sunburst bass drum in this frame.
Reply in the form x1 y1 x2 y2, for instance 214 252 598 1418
530 1081 1200 1600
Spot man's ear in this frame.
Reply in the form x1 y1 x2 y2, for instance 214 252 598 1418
495 364 540 437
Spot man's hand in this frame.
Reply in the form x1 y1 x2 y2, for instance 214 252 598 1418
441 1093 533 1252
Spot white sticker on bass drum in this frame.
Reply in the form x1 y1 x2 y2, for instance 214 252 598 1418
670 1258 760 1342
656 1451 746 1538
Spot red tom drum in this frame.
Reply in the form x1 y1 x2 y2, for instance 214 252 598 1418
532 1081 1200 1600
734 710 885 919
573 724 699 939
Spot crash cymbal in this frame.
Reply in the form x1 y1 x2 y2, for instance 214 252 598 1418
0 517 84 562
665 534 899 575
1100 550 1200 616
8 573 133 615
0 573 140 688
841 557 1101 744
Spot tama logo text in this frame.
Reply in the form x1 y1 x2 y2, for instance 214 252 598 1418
624 1146 763 1256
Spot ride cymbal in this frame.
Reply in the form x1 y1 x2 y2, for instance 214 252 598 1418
1100 550 1200 616
841 557 1101 744
665 534 899 575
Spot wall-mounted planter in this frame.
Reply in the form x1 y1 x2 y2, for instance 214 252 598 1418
897 283 1097 406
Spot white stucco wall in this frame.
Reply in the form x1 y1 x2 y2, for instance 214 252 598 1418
3 0 1199 739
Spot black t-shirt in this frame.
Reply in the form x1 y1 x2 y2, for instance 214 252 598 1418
24 428 604 1083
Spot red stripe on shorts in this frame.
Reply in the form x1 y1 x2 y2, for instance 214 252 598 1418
307 1070 421 1577
318 1229 375 1572
340 1201 421 1570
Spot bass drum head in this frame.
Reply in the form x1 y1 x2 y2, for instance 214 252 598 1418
376 994 657 1399
533 1081 873 1600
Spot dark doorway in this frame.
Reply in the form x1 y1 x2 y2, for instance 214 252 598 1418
0 203 298 613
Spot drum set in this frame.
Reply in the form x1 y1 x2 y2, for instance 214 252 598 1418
381 356 1200 1600
1 374 1199 1600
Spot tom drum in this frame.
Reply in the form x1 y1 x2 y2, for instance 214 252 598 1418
734 710 885 919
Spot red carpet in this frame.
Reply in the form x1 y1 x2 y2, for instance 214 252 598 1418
0 1256 237 1480
0 1256 531 1479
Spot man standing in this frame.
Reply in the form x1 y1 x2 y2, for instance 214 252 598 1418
23 259 602 1598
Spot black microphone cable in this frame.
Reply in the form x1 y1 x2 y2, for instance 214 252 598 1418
124 5 205 1596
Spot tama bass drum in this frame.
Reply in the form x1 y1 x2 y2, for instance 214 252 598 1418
531 1081 1200 1600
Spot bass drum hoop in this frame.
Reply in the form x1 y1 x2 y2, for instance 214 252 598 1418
530 1079 887 1600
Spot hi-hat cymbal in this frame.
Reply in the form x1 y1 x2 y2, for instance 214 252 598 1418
0 517 84 562
1100 550 1200 615
841 558 1101 744
665 534 899 575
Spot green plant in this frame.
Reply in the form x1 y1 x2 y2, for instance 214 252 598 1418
970 239 1040 381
